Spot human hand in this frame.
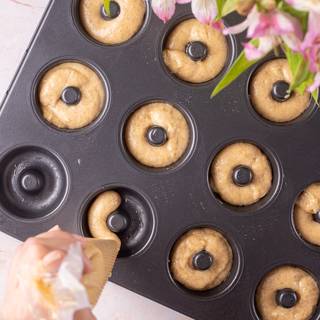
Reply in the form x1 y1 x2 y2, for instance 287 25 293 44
1 226 96 320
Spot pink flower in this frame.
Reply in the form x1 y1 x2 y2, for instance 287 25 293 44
151 0 218 24
224 6 303 60
302 12 320 72
284 1 320 92
243 37 276 60
192 0 218 25
298 10 320 92
151 0 191 23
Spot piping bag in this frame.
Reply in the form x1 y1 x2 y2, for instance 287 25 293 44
34 237 121 319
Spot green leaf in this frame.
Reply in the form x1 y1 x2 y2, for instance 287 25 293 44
211 41 260 98
295 77 311 95
283 45 303 76
292 60 310 90
104 0 111 16
312 89 319 105
283 45 319 103
216 0 225 19
222 0 237 16
283 45 310 91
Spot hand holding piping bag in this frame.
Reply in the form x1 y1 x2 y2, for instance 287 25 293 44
1 226 99 320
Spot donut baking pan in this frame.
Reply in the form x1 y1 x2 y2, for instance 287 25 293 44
1 1 320 319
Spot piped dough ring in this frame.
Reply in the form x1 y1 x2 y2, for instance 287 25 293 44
256 266 319 320
125 102 189 168
87 190 121 244
38 62 105 130
294 183 320 246
170 228 233 291
210 142 272 206
250 59 310 123
163 18 228 83
79 0 146 45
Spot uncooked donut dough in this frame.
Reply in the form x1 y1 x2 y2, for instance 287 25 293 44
87 190 122 244
125 102 189 168
250 59 310 123
79 0 146 45
294 183 320 245
38 62 105 130
170 228 233 291
256 266 319 320
163 18 228 83
210 142 272 206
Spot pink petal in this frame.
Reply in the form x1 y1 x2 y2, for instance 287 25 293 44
308 72 320 93
274 11 303 38
258 36 275 53
191 0 217 25
244 37 274 60
248 10 302 39
282 34 301 51
223 17 250 35
223 19 249 35
244 42 263 60
151 0 176 23
176 0 191 3
308 46 320 72
302 11 320 50
246 6 263 38
300 11 320 72
211 20 224 31
247 12 269 38
223 5 258 36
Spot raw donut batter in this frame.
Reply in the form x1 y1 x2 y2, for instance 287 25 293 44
38 62 105 130
294 183 320 245
87 190 122 244
79 0 146 45
210 142 272 206
125 102 189 168
163 18 228 83
170 228 233 291
256 266 319 320
250 59 310 123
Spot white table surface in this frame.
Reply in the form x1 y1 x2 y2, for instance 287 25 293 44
0 1 190 319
